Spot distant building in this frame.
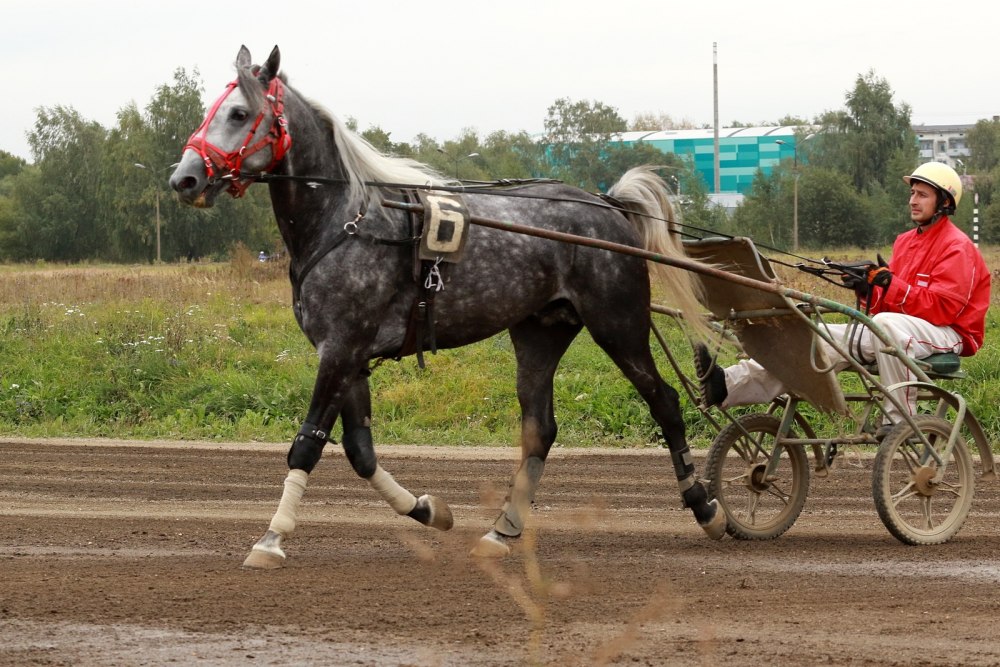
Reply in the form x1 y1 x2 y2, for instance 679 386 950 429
618 126 800 195
618 123 981 195
913 124 973 173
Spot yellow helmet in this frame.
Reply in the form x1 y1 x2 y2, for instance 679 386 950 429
903 162 962 211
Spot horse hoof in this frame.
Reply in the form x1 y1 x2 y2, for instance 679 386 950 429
470 530 512 558
242 545 286 569
418 494 454 531
699 499 727 540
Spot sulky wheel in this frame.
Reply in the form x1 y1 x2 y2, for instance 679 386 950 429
872 415 974 545
706 413 809 540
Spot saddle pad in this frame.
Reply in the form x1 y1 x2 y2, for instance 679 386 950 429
417 191 471 262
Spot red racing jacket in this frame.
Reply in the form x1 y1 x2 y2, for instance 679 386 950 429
866 216 991 356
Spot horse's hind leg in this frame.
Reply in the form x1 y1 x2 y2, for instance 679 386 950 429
588 318 725 540
340 374 453 530
473 316 581 557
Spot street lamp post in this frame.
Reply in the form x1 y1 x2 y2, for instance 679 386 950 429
775 134 814 252
436 148 480 179
134 162 175 263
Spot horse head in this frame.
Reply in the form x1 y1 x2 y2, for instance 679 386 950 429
170 45 292 208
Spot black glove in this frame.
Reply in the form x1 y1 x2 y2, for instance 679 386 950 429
866 266 892 289
837 259 874 296
865 254 892 289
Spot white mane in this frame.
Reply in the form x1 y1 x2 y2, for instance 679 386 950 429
324 109 452 212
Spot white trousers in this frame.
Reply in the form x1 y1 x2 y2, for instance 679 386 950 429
721 312 963 422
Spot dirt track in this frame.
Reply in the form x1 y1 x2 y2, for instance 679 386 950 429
2 437 1000 666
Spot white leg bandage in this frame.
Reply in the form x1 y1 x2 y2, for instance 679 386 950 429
368 465 417 515
494 456 545 537
267 469 309 537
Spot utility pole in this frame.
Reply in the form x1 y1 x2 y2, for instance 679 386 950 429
712 42 720 194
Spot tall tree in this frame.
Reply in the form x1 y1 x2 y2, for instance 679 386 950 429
480 130 544 180
810 70 917 195
731 169 785 248
24 105 108 260
966 118 1000 173
0 150 26 179
104 102 160 261
629 112 696 131
0 166 42 260
543 98 630 190
795 167 872 248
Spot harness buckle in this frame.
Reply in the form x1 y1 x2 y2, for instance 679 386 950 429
343 211 364 235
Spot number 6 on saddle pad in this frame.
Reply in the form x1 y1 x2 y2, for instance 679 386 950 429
417 191 470 262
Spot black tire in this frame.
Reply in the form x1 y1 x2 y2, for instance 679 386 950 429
706 413 809 540
872 415 974 545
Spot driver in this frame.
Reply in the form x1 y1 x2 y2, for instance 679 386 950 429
696 162 990 440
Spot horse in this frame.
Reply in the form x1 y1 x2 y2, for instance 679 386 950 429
169 45 725 568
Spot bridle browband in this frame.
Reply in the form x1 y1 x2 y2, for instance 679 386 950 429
184 73 292 198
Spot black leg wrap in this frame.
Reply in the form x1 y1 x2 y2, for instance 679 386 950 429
343 426 377 478
286 422 329 473
669 445 696 481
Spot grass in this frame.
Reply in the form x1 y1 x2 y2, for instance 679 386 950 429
1 244 998 450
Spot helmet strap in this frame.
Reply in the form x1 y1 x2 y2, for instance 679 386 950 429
916 191 952 231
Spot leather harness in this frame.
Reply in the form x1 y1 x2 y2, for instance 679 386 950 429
288 191 443 369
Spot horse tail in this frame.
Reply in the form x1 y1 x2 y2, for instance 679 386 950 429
607 166 710 341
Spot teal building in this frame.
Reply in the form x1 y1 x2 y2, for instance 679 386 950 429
618 126 804 194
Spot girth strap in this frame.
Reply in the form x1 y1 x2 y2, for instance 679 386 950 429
394 193 443 368
396 259 443 368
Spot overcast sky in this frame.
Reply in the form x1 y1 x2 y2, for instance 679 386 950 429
3 1 997 162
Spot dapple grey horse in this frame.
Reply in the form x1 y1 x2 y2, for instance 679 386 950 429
169 45 724 568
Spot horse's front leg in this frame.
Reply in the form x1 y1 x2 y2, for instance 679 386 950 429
341 374 452 530
242 369 453 569
241 405 338 569
242 349 355 569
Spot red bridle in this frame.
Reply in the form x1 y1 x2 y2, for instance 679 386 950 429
184 75 292 198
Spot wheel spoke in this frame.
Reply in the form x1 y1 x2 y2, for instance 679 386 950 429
764 482 791 506
921 497 935 530
896 442 923 473
744 491 761 525
720 473 749 486
890 481 918 507
736 432 771 463
731 439 756 464
936 481 964 498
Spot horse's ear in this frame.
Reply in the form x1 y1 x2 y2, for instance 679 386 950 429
236 45 252 70
262 45 281 81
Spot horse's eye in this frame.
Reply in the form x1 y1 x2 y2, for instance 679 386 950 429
229 108 250 123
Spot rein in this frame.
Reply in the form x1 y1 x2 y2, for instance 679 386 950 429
255 172 616 208
259 171 845 277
